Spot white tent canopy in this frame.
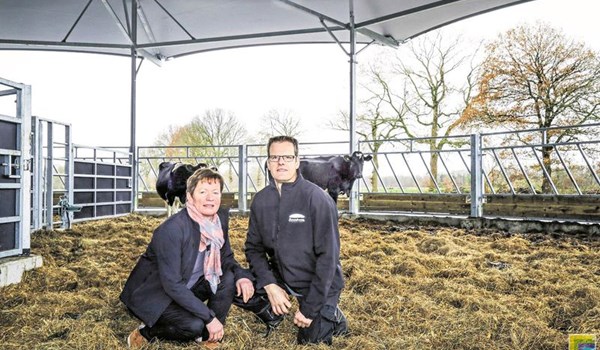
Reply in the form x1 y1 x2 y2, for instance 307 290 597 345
0 0 535 211
1 0 534 60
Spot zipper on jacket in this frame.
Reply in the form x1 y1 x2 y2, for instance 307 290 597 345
273 187 285 281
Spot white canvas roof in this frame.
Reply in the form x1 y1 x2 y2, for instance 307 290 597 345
0 0 535 63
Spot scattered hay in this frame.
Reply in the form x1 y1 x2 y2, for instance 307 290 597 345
1 214 599 349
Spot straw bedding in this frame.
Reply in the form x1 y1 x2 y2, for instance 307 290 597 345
1 214 598 349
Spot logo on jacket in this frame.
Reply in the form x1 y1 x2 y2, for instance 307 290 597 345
288 213 306 223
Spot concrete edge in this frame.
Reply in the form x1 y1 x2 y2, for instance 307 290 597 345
0 255 43 288
135 209 600 235
344 212 600 235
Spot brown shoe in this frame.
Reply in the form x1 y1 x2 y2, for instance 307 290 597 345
127 327 148 349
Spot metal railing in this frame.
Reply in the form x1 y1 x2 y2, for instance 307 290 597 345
72 145 133 223
135 124 600 221
479 124 600 195
30 126 134 230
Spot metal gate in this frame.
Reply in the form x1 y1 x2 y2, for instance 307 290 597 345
0 77 31 258
72 145 133 222
30 117 73 230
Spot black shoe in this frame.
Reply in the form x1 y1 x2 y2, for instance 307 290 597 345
234 294 284 337
254 304 284 337
332 307 349 337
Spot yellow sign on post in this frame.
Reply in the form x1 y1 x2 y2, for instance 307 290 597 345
569 334 597 350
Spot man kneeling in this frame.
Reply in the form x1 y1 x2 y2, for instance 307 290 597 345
235 136 348 345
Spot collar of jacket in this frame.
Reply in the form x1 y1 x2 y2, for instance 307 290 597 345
269 169 304 191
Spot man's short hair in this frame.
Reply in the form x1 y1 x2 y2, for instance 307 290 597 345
186 168 224 194
267 135 299 157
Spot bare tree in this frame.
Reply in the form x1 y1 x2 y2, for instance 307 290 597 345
258 108 304 139
329 80 407 191
390 33 478 185
332 32 478 190
466 22 600 192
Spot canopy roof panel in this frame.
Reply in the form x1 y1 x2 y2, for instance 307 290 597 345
1 0 534 61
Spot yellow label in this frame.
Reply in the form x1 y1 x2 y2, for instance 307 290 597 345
569 334 597 350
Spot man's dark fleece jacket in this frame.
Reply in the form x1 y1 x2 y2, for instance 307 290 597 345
245 171 344 320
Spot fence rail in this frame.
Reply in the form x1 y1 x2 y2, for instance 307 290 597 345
27 122 600 233
30 125 134 230
136 123 600 222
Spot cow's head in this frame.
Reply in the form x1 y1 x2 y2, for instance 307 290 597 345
343 151 373 180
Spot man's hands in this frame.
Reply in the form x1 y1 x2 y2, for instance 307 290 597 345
235 278 255 303
293 310 313 328
205 317 224 342
264 283 291 315
262 284 314 329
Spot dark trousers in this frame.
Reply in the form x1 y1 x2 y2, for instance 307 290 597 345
296 303 348 345
234 281 348 345
140 269 235 342
294 287 348 345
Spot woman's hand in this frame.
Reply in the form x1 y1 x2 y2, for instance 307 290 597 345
235 278 255 303
206 317 224 342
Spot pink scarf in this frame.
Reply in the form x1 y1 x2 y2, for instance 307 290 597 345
186 192 224 294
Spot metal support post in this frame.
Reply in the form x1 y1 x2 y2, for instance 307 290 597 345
470 134 483 217
32 117 43 230
65 124 74 226
45 122 54 229
348 0 360 214
130 0 138 212
238 145 248 213
18 85 32 253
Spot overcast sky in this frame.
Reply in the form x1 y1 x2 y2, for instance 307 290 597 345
0 0 598 148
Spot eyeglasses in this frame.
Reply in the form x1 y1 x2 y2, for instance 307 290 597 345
268 155 296 163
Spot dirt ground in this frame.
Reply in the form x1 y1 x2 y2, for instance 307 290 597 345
1 213 599 350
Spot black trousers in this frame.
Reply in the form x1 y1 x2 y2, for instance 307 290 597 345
296 303 348 345
139 269 235 342
234 281 348 345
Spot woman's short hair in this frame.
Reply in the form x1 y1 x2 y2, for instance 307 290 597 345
186 168 224 194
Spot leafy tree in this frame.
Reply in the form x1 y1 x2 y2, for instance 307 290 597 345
466 22 600 192
152 109 248 187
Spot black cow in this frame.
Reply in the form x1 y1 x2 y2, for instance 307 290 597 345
156 161 212 215
299 151 373 203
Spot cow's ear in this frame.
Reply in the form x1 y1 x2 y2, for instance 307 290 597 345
364 155 373 161
185 164 194 172
343 155 350 161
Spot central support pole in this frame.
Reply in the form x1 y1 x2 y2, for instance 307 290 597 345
470 133 483 217
348 0 359 214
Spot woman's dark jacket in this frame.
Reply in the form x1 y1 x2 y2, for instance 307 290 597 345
120 208 249 327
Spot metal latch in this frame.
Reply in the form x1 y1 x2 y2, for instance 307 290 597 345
58 195 82 229
1 154 21 179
